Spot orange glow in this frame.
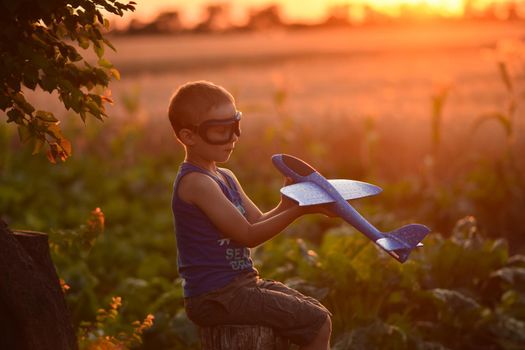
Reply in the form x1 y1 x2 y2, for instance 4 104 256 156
113 0 521 26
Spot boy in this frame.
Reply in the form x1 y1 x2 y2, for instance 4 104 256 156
168 80 332 349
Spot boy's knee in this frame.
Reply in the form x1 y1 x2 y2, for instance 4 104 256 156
316 313 332 339
323 314 332 334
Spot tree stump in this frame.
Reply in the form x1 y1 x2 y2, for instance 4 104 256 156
200 325 291 350
0 220 77 350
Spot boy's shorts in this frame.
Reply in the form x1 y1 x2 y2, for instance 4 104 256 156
184 271 331 346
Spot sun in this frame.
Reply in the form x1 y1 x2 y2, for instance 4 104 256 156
362 0 465 16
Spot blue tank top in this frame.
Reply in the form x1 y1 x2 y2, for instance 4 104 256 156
172 162 256 297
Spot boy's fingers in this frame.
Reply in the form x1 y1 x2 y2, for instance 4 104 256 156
283 176 294 186
317 203 337 217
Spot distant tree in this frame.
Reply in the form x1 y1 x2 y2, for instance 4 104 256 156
0 0 135 163
504 2 522 21
247 5 283 30
153 11 183 33
463 0 477 19
126 11 182 35
324 5 351 27
362 5 392 25
194 4 230 33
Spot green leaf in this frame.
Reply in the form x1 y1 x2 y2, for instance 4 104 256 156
69 89 84 113
13 93 35 114
429 288 483 325
46 143 58 163
498 61 513 93
0 94 11 110
488 313 525 346
110 68 120 80
58 137 72 157
490 267 525 287
78 36 90 49
507 255 525 267
98 58 113 69
23 68 39 90
6 108 24 123
472 112 512 137
69 48 83 62
46 123 65 140
32 137 45 155
36 110 59 122
85 81 95 91
86 100 101 115
17 125 32 143
94 42 104 58
102 37 116 51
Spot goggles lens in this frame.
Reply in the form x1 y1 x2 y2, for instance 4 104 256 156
188 111 241 145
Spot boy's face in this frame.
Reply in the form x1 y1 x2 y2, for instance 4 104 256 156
186 101 240 163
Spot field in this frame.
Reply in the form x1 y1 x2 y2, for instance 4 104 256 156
1 21 525 349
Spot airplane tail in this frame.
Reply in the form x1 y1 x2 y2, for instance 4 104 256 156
375 224 430 263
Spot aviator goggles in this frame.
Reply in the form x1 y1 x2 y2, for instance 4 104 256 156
185 111 242 145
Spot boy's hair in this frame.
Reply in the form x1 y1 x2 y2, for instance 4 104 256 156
168 81 235 139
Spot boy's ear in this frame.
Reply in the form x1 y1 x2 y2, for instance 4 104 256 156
178 128 196 146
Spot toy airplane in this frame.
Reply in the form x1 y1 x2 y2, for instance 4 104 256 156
272 154 430 263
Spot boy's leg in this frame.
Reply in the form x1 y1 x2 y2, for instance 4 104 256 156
185 272 331 347
255 277 332 349
299 317 332 350
255 278 331 315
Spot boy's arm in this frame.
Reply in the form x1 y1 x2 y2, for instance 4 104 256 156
178 172 306 248
222 169 295 224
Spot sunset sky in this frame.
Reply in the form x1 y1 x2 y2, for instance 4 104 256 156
113 0 521 26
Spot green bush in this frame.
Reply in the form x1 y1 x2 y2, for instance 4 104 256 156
1 87 524 348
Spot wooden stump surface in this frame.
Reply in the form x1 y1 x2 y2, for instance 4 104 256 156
200 324 291 350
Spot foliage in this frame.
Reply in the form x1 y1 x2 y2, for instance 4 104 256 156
474 39 524 154
430 82 450 157
0 0 135 162
269 216 525 350
78 296 155 350
49 207 105 258
1 47 524 347
49 208 155 349
2 95 525 348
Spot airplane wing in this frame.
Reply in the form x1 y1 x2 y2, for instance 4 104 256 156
376 224 428 251
281 179 382 206
375 237 407 251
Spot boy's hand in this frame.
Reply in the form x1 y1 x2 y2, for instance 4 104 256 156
279 177 337 217
283 176 294 187
279 177 298 211
303 203 337 218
